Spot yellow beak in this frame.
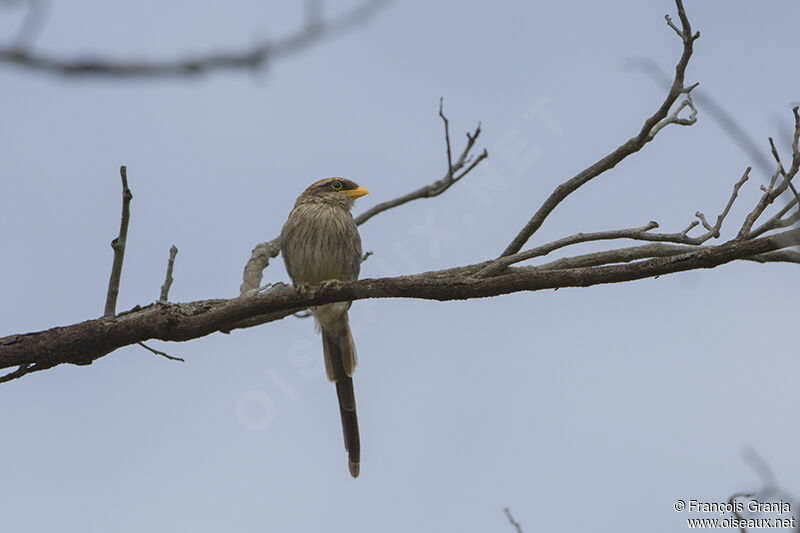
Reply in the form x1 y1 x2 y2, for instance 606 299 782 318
344 186 369 199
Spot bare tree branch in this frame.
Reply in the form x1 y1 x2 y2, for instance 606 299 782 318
646 87 698 140
353 104 487 226
694 166 750 239
1 226 798 380
477 166 751 277
501 0 699 257
476 222 661 277
0 0 390 78
534 243 694 270
624 58 776 182
104 165 132 318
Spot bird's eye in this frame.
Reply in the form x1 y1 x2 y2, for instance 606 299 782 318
331 180 343 191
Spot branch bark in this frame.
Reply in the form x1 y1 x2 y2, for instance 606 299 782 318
2 226 797 380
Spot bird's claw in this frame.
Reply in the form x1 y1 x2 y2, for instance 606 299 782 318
296 283 311 298
320 279 341 292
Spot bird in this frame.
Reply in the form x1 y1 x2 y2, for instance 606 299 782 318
280 177 369 478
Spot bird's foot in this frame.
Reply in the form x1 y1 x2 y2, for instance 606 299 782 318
294 280 340 299
295 283 312 298
320 279 342 292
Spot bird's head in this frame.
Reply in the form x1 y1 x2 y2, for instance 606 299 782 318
296 177 369 210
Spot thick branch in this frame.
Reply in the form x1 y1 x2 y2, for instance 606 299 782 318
2 226 797 380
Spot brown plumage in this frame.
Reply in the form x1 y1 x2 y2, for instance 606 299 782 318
280 177 368 478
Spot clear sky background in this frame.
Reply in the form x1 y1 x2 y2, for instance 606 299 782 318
1 1 798 532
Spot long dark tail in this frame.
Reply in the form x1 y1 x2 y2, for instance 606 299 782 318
322 324 360 478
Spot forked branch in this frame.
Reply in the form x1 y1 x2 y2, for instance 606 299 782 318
501 0 699 256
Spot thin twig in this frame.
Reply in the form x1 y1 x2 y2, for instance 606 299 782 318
353 146 488 228
769 133 800 210
748 118 800 237
104 165 133 318
769 137 785 173
626 58 777 183
353 103 487 226
790 106 800 177
0 0 390 78
707 167 750 235
646 90 698 140
138 342 184 362
737 167 784 240
159 245 179 303
664 14 684 39
503 508 524 533
439 97 454 179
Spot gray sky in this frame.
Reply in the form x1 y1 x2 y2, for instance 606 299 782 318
1 1 798 532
